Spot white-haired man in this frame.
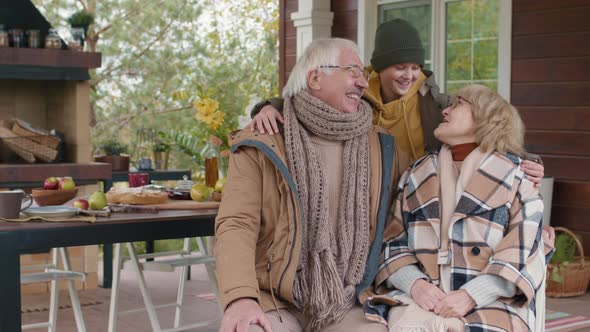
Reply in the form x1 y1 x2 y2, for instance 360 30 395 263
215 38 409 331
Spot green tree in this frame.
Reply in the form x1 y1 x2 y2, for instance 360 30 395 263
33 0 279 170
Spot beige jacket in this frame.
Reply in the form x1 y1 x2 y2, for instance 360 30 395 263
215 127 410 312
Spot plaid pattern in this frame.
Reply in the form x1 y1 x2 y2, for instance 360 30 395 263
375 152 547 332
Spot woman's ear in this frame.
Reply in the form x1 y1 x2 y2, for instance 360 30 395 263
307 69 321 90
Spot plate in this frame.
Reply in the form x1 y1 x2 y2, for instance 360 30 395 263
22 206 81 218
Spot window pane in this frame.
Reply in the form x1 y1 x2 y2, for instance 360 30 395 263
446 1 472 40
474 1 499 38
474 40 498 80
446 41 470 81
379 2 431 69
445 0 499 91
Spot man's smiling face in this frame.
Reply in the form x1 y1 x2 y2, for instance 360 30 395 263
309 48 369 114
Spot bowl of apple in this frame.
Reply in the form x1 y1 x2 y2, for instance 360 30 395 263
32 177 78 206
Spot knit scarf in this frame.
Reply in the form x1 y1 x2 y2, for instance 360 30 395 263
284 90 373 331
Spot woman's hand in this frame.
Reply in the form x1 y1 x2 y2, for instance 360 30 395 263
250 105 284 135
521 160 544 187
410 279 446 311
543 225 556 247
433 290 476 318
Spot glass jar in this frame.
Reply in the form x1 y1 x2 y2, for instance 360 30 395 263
0 25 8 47
45 28 61 49
69 27 84 51
167 175 193 200
9 28 24 48
26 29 40 48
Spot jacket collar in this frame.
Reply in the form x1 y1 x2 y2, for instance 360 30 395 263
405 151 520 217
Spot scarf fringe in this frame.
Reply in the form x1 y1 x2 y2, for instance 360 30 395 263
304 250 353 331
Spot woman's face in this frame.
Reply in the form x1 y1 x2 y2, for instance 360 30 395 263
434 96 477 145
378 63 421 103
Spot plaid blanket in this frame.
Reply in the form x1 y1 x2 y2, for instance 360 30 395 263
373 151 548 331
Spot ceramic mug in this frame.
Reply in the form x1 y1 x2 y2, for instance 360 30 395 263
0 190 33 219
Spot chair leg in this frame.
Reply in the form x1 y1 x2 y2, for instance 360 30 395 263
60 248 87 332
173 238 191 328
48 249 60 332
174 265 189 328
108 243 123 332
126 242 163 332
196 237 222 313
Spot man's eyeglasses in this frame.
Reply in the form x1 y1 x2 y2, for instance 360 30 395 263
319 65 370 80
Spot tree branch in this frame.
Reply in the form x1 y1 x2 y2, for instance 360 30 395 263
106 105 193 129
77 0 87 10
92 0 188 87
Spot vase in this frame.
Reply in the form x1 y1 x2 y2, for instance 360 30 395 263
152 151 169 170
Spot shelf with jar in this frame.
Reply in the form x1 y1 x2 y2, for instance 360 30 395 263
0 24 101 81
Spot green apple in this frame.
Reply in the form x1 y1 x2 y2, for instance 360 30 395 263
59 177 76 190
190 184 213 202
89 191 108 210
214 177 226 192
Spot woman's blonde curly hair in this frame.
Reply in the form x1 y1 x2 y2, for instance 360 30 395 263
456 84 525 156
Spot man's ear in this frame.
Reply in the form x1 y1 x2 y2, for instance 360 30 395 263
307 69 321 90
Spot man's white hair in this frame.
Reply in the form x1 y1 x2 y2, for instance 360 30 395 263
282 38 361 98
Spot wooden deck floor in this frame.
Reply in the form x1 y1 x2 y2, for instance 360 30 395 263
21 264 590 331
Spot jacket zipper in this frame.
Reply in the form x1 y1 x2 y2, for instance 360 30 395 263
276 193 299 304
267 254 283 322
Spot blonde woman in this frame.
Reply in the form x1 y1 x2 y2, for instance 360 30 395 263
370 84 554 331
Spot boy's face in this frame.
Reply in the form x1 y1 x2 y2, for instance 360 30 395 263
379 63 421 101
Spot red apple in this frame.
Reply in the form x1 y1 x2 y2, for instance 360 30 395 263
43 177 59 190
59 177 76 190
72 198 89 210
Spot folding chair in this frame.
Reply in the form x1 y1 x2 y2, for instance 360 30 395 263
21 247 87 331
108 237 220 332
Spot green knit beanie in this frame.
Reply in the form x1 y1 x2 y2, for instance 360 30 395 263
370 19 425 72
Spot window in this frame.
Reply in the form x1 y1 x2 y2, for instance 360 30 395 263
358 0 512 99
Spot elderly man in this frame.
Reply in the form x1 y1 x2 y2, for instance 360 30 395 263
215 38 409 332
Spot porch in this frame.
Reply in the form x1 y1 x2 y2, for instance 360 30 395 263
21 260 590 331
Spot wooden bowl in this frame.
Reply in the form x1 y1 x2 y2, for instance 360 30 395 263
31 188 78 206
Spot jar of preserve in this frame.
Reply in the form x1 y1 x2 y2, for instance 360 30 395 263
26 29 40 48
45 28 61 49
0 25 8 47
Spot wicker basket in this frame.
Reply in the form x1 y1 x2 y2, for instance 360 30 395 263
546 227 590 297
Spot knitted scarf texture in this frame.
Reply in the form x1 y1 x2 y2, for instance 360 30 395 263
284 90 372 331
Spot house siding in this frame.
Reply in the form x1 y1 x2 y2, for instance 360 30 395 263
278 0 590 251
512 0 590 251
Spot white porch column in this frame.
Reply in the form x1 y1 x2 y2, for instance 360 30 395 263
290 0 334 58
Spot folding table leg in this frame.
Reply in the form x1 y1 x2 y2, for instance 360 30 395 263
60 247 87 332
108 243 123 332
126 242 163 332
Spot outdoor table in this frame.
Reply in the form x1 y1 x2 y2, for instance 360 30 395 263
0 209 217 332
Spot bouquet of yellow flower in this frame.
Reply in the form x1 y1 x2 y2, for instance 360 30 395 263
193 98 224 130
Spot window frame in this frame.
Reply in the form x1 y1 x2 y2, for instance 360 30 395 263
358 0 512 100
